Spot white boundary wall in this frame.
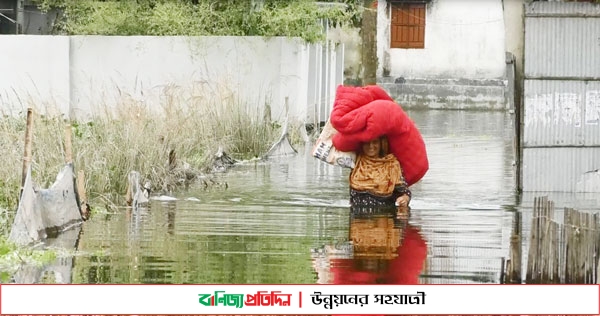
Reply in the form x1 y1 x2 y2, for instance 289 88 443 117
1 35 343 123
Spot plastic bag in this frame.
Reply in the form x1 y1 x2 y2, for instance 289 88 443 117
311 120 356 168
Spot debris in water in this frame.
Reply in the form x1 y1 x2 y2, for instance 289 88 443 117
125 171 150 208
211 146 237 173
9 163 85 246
264 118 297 159
150 195 178 202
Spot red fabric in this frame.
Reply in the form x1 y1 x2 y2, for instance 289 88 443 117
330 85 429 186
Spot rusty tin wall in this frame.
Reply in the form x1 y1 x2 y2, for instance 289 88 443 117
524 79 600 147
522 2 600 192
522 147 600 192
524 8 600 78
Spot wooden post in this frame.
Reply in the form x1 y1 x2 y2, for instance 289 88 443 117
77 170 90 220
21 108 34 192
526 196 542 283
64 124 73 164
542 199 554 283
584 212 593 284
565 208 574 283
508 211 522 283
551 221 559 283
592 214 600 284
540 199 549 283
575 210 584 284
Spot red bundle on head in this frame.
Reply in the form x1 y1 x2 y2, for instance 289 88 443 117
329 85 429 186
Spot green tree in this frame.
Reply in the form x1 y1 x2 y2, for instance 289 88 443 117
33 0 362 42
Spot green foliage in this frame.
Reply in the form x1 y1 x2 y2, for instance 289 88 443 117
32 0 360 43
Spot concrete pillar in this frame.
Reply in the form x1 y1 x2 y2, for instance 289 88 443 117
361 7 378 85
15 0 24 34
503 0 526 192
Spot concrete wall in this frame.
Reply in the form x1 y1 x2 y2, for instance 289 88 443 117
0 35 71 116
376 0 509 110
1 35 341 122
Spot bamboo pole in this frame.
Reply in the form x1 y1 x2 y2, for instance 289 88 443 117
545 200 554 282
592 214 600 284
551 221 559 283
508 211 522 283
585 212 593 284
526 197 536 283
538 201 550 284
77 170 90 220
560 210 566 283
64 124 73 164
565 208 572 283
575 210 583 284
586 213 596 284
21 108 34 192
527 196 543 283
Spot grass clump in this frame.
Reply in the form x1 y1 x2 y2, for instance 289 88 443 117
0 86 302 234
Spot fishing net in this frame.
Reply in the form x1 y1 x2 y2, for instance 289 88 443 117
8 163 84 246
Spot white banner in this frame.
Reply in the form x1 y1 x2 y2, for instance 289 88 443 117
1 284 598 315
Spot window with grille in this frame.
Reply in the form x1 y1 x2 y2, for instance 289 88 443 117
390 2 426 49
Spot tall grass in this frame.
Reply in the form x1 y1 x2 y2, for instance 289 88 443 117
0 88 304 235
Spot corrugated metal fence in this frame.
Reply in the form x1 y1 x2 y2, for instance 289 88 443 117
522 1 600 192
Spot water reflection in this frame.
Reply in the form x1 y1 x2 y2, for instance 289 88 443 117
313 208 427 286
12 224 82 284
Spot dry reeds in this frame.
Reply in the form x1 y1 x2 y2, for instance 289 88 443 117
0 87 304 234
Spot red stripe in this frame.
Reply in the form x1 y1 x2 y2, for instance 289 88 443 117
299 291 302 308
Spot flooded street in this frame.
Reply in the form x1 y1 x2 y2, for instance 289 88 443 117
23 110 598 285
47 109 516 285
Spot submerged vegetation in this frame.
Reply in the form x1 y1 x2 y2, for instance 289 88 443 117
33 0 364 43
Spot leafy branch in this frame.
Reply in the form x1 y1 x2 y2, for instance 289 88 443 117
32 0 362 43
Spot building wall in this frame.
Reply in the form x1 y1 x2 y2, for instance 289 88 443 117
0 35 343 123
0 0 16 34
377 0 506 79
375 0 509 110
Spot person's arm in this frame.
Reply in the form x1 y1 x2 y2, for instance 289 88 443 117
393 174 411 206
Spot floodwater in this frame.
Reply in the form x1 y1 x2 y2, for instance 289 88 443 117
14 109 561 284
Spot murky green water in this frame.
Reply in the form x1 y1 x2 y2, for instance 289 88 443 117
15 110 529 284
